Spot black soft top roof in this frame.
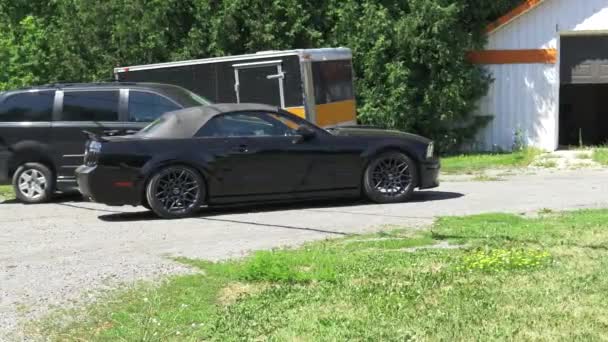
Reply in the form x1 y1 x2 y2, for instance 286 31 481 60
139 103 280 139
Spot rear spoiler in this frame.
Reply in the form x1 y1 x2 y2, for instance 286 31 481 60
82 130 108 142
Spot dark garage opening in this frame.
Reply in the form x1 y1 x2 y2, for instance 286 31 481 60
559 34 608 146
559 84 608 146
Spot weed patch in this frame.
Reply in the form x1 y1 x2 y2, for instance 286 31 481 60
460 248 552 272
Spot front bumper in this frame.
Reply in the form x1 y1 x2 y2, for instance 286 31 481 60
418 158 440 189
76 165 143 206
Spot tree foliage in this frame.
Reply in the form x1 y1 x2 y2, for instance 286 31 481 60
0 0 521 151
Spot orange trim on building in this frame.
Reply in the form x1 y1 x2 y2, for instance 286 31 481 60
486 0 546 34
468 49 557 65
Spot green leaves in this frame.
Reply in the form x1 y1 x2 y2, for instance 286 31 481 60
0 0 520 152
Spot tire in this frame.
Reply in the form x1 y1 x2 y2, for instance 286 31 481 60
12 162 55 204
141 199 151 210
145 165 205 219
363 151 418 204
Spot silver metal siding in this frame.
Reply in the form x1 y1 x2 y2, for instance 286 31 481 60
477 0 608 151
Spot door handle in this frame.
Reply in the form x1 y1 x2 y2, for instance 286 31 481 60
125 129 139 135
231 144 249 153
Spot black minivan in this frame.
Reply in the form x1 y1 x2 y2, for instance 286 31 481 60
0 82 210 203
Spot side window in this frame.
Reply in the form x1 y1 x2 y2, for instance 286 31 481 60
61 90 119 121
197 112 294 137
128 91 181 122
0 91 55 122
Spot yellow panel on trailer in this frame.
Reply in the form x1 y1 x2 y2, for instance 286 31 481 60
315 99 357 127
286 100 356 127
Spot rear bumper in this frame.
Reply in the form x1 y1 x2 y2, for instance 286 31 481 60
76 164 143 206
0 150 11 185
418 159 440 189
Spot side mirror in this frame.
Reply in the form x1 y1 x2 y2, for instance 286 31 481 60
294 126 316 143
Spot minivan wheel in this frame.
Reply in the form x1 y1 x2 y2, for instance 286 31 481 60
363 151 418 204
145 166 205 219
12 162 55 204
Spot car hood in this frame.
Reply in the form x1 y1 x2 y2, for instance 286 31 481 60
326 126 431 144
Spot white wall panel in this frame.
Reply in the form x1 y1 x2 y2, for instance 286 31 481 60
477 64 558 151
477 0 608 151
488 0 608 50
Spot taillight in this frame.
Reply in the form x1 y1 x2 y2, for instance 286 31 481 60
84 141 102 166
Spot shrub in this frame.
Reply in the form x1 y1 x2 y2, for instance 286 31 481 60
0 0 521 151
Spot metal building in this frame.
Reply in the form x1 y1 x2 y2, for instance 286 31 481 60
471 0 608 151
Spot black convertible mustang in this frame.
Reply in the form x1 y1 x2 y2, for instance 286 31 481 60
76 104 440 218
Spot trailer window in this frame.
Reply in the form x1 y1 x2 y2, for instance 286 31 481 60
0 91 55 122
312 60 355 104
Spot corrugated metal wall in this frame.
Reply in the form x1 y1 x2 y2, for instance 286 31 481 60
476 0 608 151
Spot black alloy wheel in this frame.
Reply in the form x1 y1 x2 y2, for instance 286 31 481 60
363 151 417 203
145 166 205 219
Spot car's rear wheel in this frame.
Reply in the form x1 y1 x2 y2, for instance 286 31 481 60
145 165 205 219
12 162 55 204
363 151 418 204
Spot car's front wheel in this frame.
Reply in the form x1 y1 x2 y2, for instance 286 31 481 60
363 151 418 204
145 165 205 219
12 162 55 204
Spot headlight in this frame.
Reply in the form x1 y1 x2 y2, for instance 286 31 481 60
426 142 434 159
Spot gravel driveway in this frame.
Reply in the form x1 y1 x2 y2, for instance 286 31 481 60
2 169 608 339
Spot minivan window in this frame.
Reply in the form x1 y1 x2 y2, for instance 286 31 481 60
61 90 119 121
128 91 181 122
0 91 55 122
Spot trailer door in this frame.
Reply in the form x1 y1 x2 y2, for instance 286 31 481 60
233 60 285 108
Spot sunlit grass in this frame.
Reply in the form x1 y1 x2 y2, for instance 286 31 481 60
592 148 608 166
441 148 542 174
34 210 608 341
0 185 13 201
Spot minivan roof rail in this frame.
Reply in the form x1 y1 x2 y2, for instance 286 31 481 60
41 81 139 88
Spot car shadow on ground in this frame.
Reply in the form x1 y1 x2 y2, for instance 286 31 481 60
1 192 84 205
96 191 464 228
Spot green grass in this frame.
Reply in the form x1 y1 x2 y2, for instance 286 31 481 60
441 148 542 174
592 148 608 166
0 185 13 201
33 210 608 341
576 152 592 160
471 174 504 182
533 159 558 168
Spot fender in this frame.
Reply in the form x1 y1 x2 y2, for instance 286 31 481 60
361 138 426 163
139 150 217 186
7 140 56 177
360 139 428 187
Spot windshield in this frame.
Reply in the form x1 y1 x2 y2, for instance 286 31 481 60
186 90 210 106
138 115 167 136
160 85 212 108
